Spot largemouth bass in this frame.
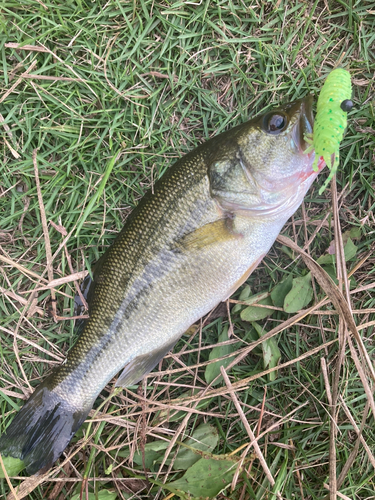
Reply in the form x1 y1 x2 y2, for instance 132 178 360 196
0 97 321 475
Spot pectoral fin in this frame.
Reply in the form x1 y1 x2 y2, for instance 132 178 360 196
116 338 179 387
176 218 240 251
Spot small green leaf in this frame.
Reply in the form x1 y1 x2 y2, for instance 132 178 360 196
270 274 293 307
172 424 219 471
239 284 252 301
71 492 117 500
105 463 113 475
132 440 169 468
348 227 362 240
164 457 238 498
232 284 252 313
279 245 294 259
97 491 118 500
0 456 25 478
71 494 96 500
343 238 357 261
252 322 281 381
322 264 357 290
240 295 274 322
317 238 358 265
141 441 170 452
342 228 361 245
316 253 334 265
241 291 269 306
283 273 313 313
205 326 237 386
321 265 339 284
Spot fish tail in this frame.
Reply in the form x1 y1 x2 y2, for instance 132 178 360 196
0 376 90 475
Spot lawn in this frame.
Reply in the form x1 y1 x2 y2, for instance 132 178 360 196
0 1 375 499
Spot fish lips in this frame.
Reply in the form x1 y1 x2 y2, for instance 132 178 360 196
290 96 327 181
291 97 326 176
289 96 314 154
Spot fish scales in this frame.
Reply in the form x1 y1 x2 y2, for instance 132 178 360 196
0 97 321 475
55 138 259 405
57 148 218 405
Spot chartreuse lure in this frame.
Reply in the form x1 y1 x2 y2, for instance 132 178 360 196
305 68 352 194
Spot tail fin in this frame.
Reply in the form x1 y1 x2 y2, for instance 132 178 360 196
0 380 90 475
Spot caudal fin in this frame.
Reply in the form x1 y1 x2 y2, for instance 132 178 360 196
0 380 90 475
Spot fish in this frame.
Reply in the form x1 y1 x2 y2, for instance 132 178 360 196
0 97 321 475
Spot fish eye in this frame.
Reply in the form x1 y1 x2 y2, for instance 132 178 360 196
340 99 353 112
263 112 288 135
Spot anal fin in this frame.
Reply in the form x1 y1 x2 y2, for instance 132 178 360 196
116 338 179 387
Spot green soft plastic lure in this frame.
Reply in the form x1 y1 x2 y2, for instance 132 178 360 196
305 68 352 194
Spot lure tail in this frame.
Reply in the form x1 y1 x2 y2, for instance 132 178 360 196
0 377 90 475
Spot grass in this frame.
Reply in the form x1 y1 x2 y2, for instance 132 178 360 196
1 0 375 499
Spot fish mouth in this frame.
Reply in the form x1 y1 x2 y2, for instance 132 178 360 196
289 96 314 154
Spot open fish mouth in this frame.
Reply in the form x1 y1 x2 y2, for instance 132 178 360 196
290 95 314 154
294 96 326 178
